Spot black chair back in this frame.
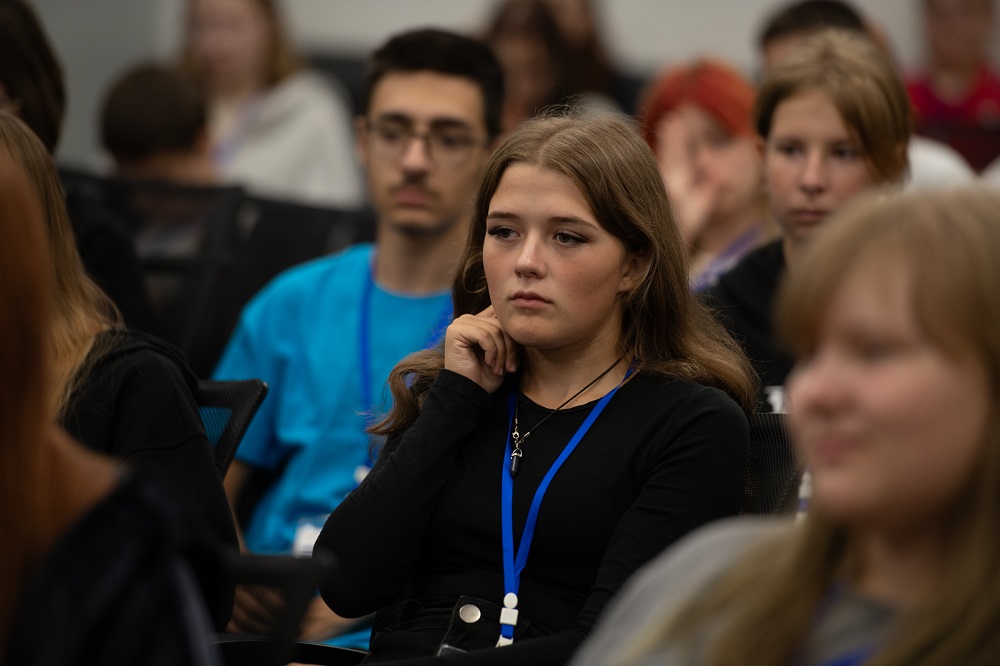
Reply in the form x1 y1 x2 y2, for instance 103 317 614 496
740 412 803 516
195 378 269 478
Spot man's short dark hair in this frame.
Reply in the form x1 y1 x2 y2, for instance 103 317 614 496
364 28 504 142
759 0 866 48
0 0 66 153
100 63 207 163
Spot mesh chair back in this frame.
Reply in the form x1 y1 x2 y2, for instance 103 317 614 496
183 195 373 375
195 378 269 477
740 412 803 516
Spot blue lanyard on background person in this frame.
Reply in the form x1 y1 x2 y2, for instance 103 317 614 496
497 366 634 647
354 253 453 484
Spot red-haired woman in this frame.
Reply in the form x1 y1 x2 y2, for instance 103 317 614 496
638 59 773 291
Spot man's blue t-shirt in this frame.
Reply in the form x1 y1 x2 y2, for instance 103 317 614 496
214 243 451 555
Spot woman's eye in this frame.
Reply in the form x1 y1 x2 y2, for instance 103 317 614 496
832 145 861 161
487 226 516 240
554 231 583 245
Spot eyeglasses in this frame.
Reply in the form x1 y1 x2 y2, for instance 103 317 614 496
367 119 486 170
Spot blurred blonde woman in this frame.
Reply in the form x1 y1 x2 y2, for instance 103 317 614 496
181 0 362 206
574 186 1000 666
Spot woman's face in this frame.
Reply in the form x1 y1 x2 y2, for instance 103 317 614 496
189 0 272 90
658 104 763 220
787 258 990 532
764 89 876 246
483 164 639 353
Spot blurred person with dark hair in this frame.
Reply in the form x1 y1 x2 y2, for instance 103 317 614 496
907 0 1000 171
0 0 153 330
758 0 976 191
181 0 362 207
101 62 216 184
638 59 773 292
0 119 221 666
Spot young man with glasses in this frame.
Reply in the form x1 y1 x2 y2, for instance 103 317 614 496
213 28 503 646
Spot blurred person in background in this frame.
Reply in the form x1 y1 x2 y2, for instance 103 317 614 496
101 62 217 185
0 0 152 329
0 141 220 666
0 109 237 629
638 59 773 292
907 0 1000 172
758 0 976 191
573 187 1000 666
706 30 910 413
181 0 363 207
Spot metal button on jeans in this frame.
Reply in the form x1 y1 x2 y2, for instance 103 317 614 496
458 603 482 624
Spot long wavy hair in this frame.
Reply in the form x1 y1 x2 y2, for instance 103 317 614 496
0 111 122 418
0 151 57 653
628 188 1000 665
374 112 757 439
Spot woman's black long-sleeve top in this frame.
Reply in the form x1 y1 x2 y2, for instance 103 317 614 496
316 369 749 664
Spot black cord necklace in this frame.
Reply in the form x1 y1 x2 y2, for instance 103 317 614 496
509 357 624 478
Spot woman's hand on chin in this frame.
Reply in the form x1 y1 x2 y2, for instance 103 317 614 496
444 305 520 393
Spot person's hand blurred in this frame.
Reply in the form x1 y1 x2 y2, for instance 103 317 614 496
656 113 720 247
228 583 286 635
298 596 358 642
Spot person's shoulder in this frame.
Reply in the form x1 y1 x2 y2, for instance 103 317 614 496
249 243 372 310
638 517 789 588
618 520 788 623
907 136 976 191
630 373 744 416
705 239 784 302
88 329 199 394
264 69 354 120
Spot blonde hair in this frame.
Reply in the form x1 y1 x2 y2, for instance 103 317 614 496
630 188 1000 665
0 111 122 418
374 112 757 439
754 29 911 185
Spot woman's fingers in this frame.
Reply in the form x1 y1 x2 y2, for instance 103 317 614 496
444 307 519 390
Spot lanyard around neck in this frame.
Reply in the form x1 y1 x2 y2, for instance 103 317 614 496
497 366 634 646
357 253 453 470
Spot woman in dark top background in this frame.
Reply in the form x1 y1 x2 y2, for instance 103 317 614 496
0 150 219 666
0 109 237 627
315 112 755 664
705 29 910 413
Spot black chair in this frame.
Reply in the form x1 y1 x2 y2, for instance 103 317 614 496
183 195 373 376
739 412 803 516
216 550 367 666
195 378 269 478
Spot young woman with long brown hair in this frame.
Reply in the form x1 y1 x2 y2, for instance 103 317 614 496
312 112 755 663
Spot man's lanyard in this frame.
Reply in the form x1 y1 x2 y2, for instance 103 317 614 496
497 367 634 646
355 254 452 482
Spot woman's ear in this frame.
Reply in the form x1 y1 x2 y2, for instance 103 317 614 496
618 249 649 295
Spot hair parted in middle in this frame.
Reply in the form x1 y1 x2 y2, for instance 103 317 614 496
754 29 911 185
374 110 757 439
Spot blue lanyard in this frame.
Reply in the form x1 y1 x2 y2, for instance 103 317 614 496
357 254 452 472
497 367 633 645
820 648 875 666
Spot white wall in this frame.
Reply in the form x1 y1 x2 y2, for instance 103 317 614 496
29 0 1000 164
